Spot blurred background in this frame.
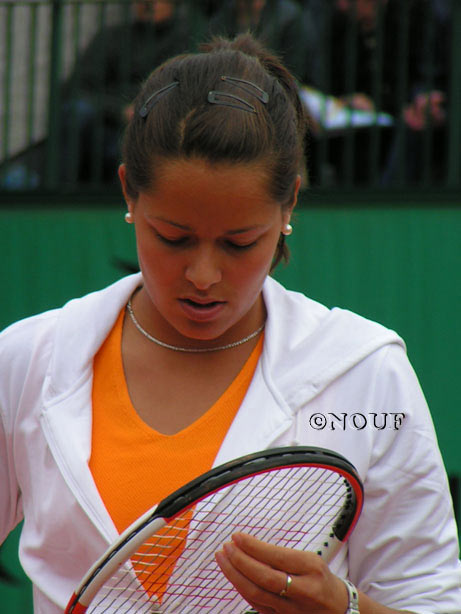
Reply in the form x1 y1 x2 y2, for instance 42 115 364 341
0 0 460 610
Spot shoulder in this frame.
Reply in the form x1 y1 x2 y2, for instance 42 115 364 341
0 274 142 391
0 310 61 433
263 276 330 330
0 274 136 349
263 276 401 349
0 309 60 368
262 277 405 403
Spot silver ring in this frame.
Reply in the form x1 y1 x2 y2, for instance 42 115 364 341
279 574 292 597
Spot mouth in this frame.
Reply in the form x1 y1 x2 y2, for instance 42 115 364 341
178 298 226 322
181 298 223 309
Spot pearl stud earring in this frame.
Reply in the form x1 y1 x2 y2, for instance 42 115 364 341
283 223 293 236
124 211 133 224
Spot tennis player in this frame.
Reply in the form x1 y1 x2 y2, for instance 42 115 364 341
0 34 460 614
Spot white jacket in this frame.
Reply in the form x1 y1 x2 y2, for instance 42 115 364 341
0 274 460 614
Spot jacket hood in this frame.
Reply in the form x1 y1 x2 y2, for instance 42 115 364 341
262 277 404 410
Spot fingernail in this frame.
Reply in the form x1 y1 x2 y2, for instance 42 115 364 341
215 551 224 565
223 542 235 556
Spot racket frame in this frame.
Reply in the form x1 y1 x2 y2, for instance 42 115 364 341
66 446 363 614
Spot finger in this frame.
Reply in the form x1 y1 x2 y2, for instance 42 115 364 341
215 548 282 611
221 541 289 595
217 542 349 614
232 532 323 575
222 540 330 608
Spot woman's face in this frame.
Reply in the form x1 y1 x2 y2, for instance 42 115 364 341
134 1 174 24
119 158 298 346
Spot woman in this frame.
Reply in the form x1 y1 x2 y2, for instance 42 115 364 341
0 35 460 614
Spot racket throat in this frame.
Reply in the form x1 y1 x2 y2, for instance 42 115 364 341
316 534 344 563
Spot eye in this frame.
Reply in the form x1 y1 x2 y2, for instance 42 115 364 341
154 231 189 246
225 239 258 251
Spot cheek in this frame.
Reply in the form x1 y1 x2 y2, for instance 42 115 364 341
136 240 182 291
229 246 277 293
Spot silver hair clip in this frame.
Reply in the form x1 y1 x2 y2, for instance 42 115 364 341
220 76 269 104
139 81 179 118
207 90 257 114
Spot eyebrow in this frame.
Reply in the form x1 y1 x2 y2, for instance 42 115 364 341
151 216 267 235
226 226 266 235
152 216 191 231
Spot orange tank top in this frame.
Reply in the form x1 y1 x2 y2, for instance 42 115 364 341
90 308 263 533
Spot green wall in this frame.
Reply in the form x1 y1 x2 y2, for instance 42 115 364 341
0 198 460 610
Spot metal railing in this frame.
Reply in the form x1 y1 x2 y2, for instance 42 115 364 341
0 0 459 194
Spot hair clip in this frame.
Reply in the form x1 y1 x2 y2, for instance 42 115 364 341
207 90 256 114
220 76 269 104
139 81 179 118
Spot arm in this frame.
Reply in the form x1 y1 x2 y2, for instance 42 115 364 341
0 315 52 544
0 375 23 545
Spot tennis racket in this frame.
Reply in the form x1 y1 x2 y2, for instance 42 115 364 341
66 446 363 614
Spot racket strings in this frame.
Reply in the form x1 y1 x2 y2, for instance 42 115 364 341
90 465 352 613
98 476 347 612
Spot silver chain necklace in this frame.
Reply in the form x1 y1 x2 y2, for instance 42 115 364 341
126 298 265 353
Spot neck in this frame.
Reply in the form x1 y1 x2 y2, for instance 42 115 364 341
127 288 266 354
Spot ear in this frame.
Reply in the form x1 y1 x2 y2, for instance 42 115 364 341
118 164 135 215
292 174 301 210
283 174 301 225
118 163 129 202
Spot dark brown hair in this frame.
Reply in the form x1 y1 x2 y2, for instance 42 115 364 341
121 34 307 266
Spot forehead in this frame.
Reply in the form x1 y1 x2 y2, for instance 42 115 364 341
143 157 278 219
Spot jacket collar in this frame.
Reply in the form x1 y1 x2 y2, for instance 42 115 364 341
40 274 143 542
45 273 143 401
40 274 404 536
40 274 293 475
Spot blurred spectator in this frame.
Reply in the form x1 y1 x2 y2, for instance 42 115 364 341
59 0 206 184
304 0 447 113
300 0 450 185
3 0 450 190
384 0 451 184
208 0 314 83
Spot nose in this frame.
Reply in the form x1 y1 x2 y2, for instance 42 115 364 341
185 245 222 290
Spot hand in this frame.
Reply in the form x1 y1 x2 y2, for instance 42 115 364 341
215 533 348 614
340 93 375 112
403 91 446 130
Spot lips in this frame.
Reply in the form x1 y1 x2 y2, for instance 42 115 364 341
183 298 221 307
178 297 226 322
